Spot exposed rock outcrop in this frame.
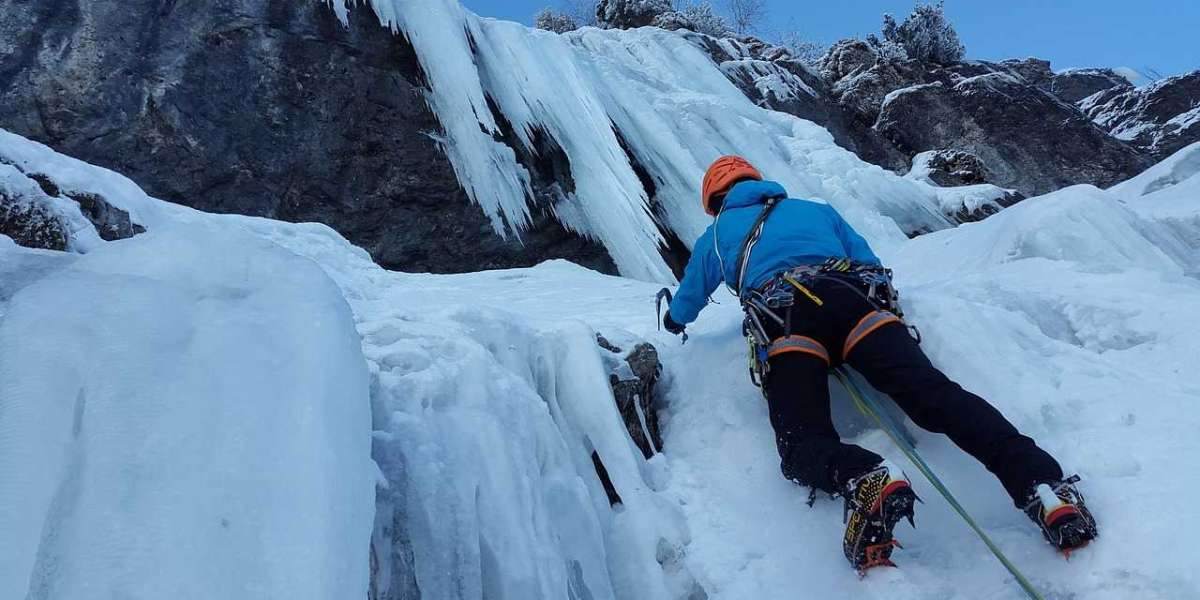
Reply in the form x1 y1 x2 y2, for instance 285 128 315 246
876 72 1150 194
601 337 664 459
1051 68 1131 104
703 32 1154 197
0 0 616 275
910 149 990 187
690 35 908 171
1 156 145 251
1080 71 1200 160
0 189 68 251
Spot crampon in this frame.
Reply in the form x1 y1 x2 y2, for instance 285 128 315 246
1023 474 1098 558
842 461 918 575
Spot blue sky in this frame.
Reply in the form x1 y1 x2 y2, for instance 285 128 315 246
459 0 1197 77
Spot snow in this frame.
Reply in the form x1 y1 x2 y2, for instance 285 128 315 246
953 72 1023 97
331 0 963 281
1113 66 1154 88
0 221 374 598
880 82 942 112
1166 105 1200 131
903 151 1015 217
0 129 186 231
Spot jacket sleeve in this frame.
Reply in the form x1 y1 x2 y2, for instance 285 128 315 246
829 206 881 266
668 227 724 325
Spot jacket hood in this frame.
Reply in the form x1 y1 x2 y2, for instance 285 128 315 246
722 179 788 210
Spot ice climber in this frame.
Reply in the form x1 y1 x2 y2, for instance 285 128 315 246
662 155 1099 572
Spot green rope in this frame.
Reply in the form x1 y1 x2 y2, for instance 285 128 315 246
832 367 1045 600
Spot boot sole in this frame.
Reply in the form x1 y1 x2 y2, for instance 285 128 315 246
851 484 918 573
1052 514 1098 556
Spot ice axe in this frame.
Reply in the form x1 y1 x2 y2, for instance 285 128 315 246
655 288 688 344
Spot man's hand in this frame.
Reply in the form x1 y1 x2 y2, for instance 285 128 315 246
663 311 686 335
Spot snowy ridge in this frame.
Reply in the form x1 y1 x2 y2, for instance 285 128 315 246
331 0 958 281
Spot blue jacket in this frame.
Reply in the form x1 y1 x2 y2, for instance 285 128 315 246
668 180 880 325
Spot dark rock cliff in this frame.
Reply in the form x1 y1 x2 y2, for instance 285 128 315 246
0 0 616 274
693 35 1164 197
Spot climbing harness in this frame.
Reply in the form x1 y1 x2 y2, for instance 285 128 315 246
740 260 910 392
833 367 1047 600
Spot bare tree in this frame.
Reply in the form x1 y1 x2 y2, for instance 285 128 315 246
725 0 766 35
770 18 827 64
561 0 599 27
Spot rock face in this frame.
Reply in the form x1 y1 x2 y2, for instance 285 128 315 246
601 337 664 459
876 72 1149 194
1050 68 1131 104
0 0 616 275
696 32 1156 197
690 35 909 171
1080 71 1200 160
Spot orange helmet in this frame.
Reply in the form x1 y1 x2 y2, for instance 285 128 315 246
701 155 762 216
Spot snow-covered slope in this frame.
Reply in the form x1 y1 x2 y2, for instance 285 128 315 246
328 0 966 282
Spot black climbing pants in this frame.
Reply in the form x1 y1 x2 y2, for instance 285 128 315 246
759 275 1063 505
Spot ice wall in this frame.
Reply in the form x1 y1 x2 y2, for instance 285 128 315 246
331 0 957 282
0 222 375 599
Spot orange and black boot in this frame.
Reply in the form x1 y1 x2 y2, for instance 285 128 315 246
1023 475 1098 556
842 461 918 574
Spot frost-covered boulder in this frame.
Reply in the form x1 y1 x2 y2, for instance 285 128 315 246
831 56 923 124
905 150 1024 223
596 0 672 29
876 73 1150 195
819 39 879 82
909 149 991 187
1080 70 1200 160
0 181 69 251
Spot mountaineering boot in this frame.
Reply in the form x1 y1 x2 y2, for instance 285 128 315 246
842 460 918 573
1023 475 1098 556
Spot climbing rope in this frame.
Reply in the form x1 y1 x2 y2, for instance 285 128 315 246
832 366 1046 600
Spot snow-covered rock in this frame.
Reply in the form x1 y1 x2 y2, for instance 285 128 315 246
1080 71 1200 160
876 69 1150 195
1050 68 1131 104
0 167 70 251
904 150 1023 223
